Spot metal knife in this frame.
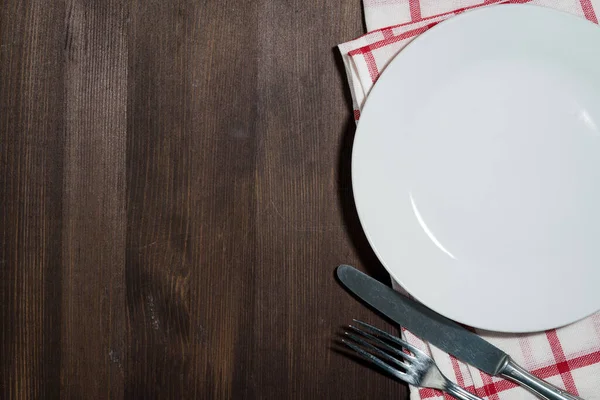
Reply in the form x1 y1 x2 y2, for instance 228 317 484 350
336 265 584 400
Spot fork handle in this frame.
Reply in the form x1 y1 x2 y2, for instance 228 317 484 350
443 380 483 400
499 357 584 400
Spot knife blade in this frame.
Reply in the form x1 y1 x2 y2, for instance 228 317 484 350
336 265 583 400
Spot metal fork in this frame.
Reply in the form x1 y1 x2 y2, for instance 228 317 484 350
342 320 482 400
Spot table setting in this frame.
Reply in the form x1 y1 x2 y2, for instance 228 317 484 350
4 0 600 398
336 0 600 399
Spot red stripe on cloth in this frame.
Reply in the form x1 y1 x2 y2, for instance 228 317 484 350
418 350 600 398
545 330 580 395
347 23 439 84
409 0 422 21
580 0 599 23
352 0 533 41
535 350 600 377
348 22 439 57
353 109 361 121
479 372 501 400
518 336 534 364
418 388 445 398
382 30 394 39
450 355 465 387
563 350 600 368
361 50 379 83
370 22 438 50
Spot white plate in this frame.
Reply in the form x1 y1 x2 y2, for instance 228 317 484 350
352 5 600 332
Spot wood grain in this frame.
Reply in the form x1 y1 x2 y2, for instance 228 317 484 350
61 1 127 398
1 0 409 398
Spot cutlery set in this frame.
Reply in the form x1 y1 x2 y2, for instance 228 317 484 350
336 265 583 400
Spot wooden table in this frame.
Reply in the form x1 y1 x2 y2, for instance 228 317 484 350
1 1 408 398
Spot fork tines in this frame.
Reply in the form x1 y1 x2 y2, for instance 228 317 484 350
340 320 483 400
341 320 419 379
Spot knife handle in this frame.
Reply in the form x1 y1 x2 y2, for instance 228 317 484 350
499 357 584 400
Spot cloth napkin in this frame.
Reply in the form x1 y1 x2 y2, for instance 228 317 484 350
338 1 600 398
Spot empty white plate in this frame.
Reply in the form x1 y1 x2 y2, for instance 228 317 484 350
352 5 600 332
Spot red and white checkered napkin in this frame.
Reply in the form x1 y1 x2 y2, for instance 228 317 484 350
338 1 600 398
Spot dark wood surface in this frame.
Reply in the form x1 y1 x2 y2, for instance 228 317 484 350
1 1 408 398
